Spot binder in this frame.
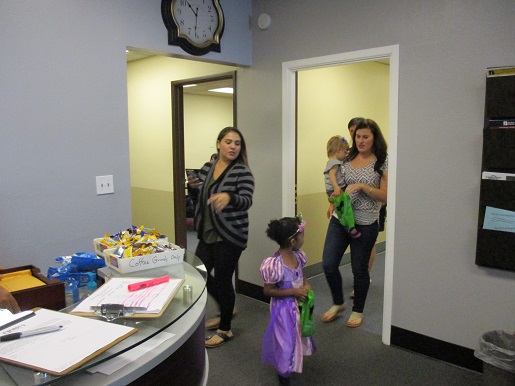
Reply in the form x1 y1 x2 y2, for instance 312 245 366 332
0 308 137 376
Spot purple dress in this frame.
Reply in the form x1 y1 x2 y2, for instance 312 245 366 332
260 250 316 377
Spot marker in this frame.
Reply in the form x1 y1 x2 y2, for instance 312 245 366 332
0 325 63 342
128 275 170 292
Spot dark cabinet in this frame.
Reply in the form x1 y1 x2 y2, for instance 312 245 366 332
475 70 515 271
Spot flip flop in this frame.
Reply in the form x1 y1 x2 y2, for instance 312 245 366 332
205 330 233 348
321 303 346 323
346 312 363 328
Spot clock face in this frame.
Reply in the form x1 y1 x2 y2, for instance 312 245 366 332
161 0 224 56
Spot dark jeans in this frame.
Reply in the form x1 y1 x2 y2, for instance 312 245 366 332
322 216 378 313
195 239 243 331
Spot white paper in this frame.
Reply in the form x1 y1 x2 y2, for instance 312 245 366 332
482 171 515 181
0 310 34 331
87 331 175 375
71 277 183 314
0 308 135 374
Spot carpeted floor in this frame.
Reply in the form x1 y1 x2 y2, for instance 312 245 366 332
204 255 483 385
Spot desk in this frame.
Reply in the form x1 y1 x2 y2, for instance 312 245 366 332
0 250 208 386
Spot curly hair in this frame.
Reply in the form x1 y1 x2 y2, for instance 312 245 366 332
266 217 301 249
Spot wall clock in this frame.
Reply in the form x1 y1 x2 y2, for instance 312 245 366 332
161 0 225 56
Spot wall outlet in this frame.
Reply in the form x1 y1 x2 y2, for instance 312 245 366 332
96 175 114 195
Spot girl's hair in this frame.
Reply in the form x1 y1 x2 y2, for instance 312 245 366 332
348 118 388 175
326 135 349 158
266 217 301 249
216 127 249 166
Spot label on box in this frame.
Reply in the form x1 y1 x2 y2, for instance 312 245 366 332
104 246 184 273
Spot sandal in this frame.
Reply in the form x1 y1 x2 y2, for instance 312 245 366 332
321 303 346 323
346 312 363 328
205 330 233 348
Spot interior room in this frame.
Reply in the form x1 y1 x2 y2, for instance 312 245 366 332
1 0 514 384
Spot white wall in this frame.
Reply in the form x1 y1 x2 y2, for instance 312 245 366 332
0 1 251 272
239 0 515 351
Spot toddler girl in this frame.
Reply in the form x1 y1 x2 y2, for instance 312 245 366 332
324 136 360 238
260 215 316 385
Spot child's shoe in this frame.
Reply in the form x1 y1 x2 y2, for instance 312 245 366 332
349 227 361 239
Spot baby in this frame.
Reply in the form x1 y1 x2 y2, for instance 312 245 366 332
324 136 360 238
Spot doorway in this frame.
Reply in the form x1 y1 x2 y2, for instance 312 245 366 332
172 73 237 250
282 45 399 345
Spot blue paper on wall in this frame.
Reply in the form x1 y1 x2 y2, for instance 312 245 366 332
483 206 515 233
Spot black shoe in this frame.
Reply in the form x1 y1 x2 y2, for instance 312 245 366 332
278 375 291 385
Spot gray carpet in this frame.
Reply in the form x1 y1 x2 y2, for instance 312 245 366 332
205 255 483 385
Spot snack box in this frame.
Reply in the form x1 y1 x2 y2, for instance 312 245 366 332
104 245 184 273
0 265 65 311
94 236 169 258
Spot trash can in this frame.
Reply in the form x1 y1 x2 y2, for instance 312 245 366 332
474 330 515 385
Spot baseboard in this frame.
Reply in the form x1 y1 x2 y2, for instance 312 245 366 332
390 326 483 373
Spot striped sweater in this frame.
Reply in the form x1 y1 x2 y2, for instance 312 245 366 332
194 160 254 249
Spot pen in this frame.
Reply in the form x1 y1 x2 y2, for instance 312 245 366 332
127 275 170 292
0 325 63 342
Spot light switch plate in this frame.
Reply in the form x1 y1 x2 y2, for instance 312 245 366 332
96 175 114 195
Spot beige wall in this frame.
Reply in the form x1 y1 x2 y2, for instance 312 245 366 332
127 56 236 239
297 62 390 265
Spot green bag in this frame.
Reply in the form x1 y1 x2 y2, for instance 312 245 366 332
329 192 356 228
298 290 315 337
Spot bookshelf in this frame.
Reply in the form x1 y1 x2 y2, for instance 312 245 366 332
475 68 515 271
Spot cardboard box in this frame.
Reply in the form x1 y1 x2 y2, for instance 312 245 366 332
94 236 169 258
0 265 65 311
104 245 184 274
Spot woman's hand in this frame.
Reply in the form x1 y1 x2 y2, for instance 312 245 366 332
187 173 202 189
0 287 20 313
345 183 363 195
208 192 231 213
327 203 334 219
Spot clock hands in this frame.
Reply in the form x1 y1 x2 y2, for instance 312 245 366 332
185 1 198 34
185 1 198 17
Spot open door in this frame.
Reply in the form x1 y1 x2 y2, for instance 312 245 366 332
171 72 236 249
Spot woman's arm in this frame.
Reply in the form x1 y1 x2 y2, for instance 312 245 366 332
346 170 388 203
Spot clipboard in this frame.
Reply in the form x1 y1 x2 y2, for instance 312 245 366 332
0 308 137 376
70 277 185 318
0 310 35 331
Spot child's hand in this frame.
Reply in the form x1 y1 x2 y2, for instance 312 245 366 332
333 187 342 197
293 287 307 301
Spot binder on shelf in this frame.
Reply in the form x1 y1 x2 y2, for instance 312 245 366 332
70 276 184 318
0 308 137 376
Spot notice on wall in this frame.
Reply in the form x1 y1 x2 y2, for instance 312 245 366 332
483 206 515 233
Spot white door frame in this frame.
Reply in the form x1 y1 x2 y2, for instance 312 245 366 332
282 45 399 345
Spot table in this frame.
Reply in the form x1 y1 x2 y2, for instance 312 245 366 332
0 250 208 386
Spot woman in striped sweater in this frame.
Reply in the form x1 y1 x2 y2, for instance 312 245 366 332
188 127 255 348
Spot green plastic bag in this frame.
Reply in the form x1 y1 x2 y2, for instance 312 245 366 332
329 192 356 228
298 290 315 337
